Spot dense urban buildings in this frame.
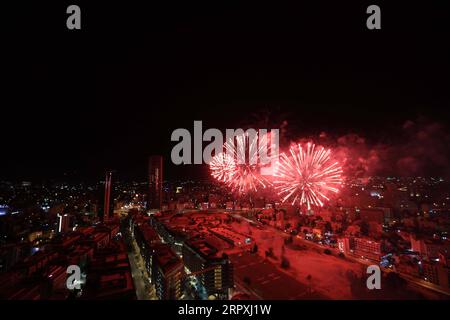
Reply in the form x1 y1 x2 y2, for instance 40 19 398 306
1 174 449 300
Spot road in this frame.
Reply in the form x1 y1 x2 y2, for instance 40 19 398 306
230 251 326 299
127 239 153 300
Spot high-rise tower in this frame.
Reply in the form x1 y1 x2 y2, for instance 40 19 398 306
148 156 163 210
103 171 113 220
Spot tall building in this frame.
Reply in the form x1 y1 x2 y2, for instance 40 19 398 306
411 236 450 259
57 214 71 233
102 171 113 221
182 238 233 300
422 261 450 289
153 244 184 300
148 156 163 210
353 237 382 261
338 236 382 261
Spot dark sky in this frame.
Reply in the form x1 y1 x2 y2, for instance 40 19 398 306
3 2 450 181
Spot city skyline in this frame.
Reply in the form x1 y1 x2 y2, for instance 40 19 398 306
2 1 450 305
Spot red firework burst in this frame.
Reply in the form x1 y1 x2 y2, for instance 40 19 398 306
274 142 343 209
209 132 273 193
209 153 236 183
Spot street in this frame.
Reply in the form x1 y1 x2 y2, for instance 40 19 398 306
230 251 326 299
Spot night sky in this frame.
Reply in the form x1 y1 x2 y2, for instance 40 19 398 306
3 2 450 181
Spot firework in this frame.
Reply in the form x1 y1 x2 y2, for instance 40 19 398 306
209 132 274 193
274 142 343 209
209 153 236 183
